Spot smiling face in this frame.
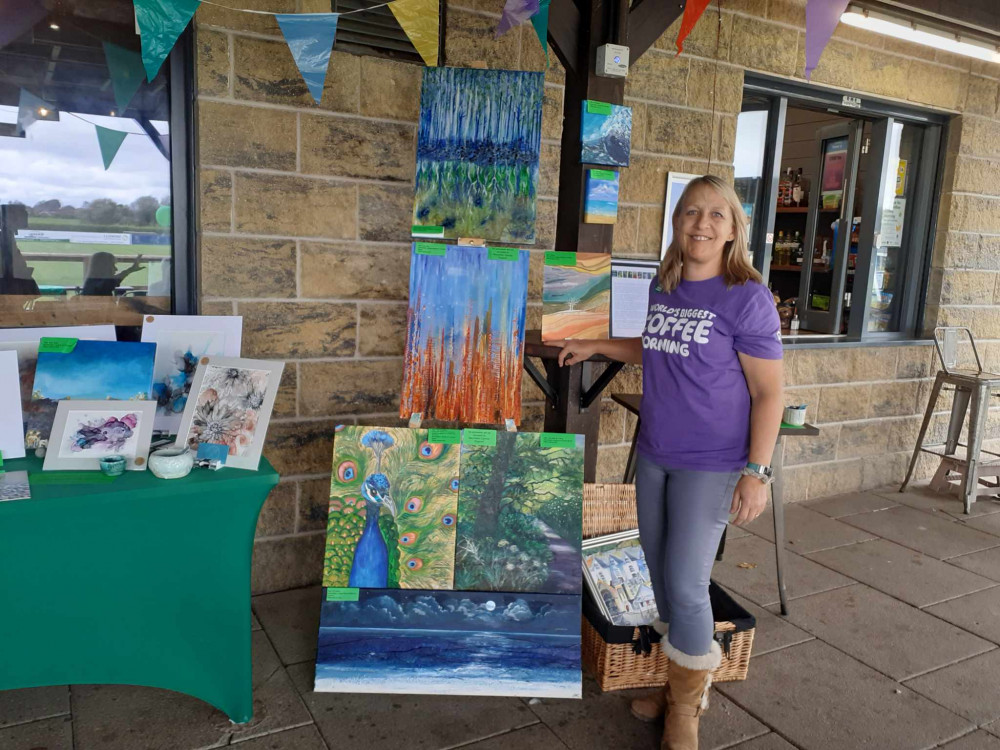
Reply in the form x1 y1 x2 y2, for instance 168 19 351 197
674 182 737 274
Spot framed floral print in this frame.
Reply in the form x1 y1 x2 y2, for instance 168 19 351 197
174 356 284 471
43 400 156 472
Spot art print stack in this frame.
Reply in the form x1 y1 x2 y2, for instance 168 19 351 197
315 427 585 699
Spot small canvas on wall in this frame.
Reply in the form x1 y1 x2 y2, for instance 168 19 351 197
583 170 619 224
580 100 631 167
314 588 582 698
26 339 155 448
141 314 243 435
541 252 611 341
43 400 156 471
324 425 460 590
174 356 284 471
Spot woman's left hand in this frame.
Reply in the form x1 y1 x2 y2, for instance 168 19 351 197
730 475 769 525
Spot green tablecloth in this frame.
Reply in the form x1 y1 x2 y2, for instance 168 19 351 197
0 455 279 723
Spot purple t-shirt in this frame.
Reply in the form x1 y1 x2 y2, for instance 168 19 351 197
637 275 783 471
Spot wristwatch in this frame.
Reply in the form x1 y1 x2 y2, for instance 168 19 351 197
741 462 774 485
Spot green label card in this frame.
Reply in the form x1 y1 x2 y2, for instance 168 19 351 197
545 251 577 267
463 428 497 447
587 100 613 115
540 432 579 449
415 242 447 256
427 428 461 445
488 247 519 262
412 225 444 235
326 588 360 602
38 337 77 354
590 169 617 181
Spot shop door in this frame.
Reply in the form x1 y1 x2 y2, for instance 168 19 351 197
796 120 864 334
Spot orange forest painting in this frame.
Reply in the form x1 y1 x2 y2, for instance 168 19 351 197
541 253 611 341
400 244 530 425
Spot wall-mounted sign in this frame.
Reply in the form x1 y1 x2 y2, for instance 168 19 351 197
842 95 862 109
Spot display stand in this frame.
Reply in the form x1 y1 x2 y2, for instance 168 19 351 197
523 329 624 481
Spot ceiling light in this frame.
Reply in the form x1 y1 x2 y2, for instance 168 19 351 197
841 7 1000 64
110 110 116 116
38 107 49 116
49 23 59 30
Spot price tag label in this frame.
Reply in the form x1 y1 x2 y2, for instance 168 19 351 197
463 428 497 447
590 169 617 181
587 100 613 115
38 337 77 354
412 225 444 236
540 432 579 449
427 428 461 445
326 588 360 602
415 242 447 256
488 247 519 261
545 251 577 267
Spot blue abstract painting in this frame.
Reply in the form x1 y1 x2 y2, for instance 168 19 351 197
580 101 632 167
25 340 155 445
400 244 529 424
584 170 619 224
413 67 544 244
314 589 582 698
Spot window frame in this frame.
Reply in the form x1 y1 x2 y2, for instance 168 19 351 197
741 73 948 346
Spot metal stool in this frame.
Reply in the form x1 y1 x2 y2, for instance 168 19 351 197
900 327 1000 513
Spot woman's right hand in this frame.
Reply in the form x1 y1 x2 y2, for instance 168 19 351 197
549 339 602 367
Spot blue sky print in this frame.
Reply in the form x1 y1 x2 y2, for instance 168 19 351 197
32 340 155 401
314 588 581 698
584 170 619 224
580 101 632 167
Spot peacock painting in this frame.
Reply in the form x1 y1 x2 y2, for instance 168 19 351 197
324 426 460 589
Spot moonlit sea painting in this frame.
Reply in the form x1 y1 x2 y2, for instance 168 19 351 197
400 244 529 424
412 67 544 243
580 101 632 167
314 589 582 698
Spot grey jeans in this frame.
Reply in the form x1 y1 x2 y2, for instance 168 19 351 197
635 454 741 657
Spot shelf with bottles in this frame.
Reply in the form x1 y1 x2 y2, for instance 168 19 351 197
777 167 810 211
775 206 810 214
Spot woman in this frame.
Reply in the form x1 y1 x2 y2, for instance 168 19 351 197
554 175 783 750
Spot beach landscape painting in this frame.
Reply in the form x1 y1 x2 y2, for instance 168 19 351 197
541 253 611 341
456 431 584 594
580 100 632 167
412 67 544 243
400 244 529 424
324 426 460 590
314 588 582 698
583 170 619 224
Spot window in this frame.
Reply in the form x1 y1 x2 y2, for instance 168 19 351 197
735 74 944 343
0 1 194 326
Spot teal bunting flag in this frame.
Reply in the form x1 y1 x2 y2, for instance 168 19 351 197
275 13 340 104
96 125 129 170
103 42 145 112
530 0 550 65
133 0 202 82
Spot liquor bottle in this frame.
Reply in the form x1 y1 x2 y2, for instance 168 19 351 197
775 231 785 266
781 169 794 207
794 231 803 265
792 168 804 207
797 168 810 207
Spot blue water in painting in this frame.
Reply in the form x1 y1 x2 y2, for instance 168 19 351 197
585 200 618 218
580 103 632 167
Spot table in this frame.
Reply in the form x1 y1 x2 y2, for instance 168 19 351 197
0 455 279 723
523 329 624 482
611 393 819 615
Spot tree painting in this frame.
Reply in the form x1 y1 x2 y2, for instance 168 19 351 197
455 432 584 594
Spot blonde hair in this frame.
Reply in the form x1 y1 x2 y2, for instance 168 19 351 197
658 174 761 294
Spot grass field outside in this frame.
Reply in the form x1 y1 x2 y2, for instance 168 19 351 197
18 240 170 289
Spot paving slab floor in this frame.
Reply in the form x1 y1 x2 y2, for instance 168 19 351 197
3 482 1000 750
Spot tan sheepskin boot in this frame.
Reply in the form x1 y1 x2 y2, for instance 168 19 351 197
630 620 670 723
660 637 722 750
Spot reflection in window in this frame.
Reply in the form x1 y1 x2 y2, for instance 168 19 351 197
0 3 172 321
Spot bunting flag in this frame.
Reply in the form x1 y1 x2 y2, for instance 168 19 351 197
497 0 538 38
805 0 851 79
133 0 202 82
102 42 146 112
16 89 57 136
675 0 712 55
0 0 47 49
530 0 550 61
276 13 340 104
389 0 439 67
96 125 129 170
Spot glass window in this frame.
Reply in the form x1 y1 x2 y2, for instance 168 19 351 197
733 99 770 266
0 3 174 324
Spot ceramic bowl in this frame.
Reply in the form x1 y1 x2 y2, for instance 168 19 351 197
148 446 194 479
99 455 127 476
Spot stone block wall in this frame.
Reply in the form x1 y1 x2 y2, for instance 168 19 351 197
194 0 1000 592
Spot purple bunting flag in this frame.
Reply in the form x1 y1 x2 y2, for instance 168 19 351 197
805 0 851 79
497 0 539 38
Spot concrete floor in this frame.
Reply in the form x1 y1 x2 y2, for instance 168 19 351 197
3 483 1000 750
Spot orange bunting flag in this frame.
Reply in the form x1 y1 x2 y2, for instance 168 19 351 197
389 0 440 67
675 0 713 55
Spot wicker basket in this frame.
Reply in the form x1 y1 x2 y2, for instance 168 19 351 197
581 483 755 691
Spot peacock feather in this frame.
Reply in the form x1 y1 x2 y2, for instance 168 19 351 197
323 425 459 589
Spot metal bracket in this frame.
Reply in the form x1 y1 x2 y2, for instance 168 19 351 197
580 361 624 409
523 357 558 407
